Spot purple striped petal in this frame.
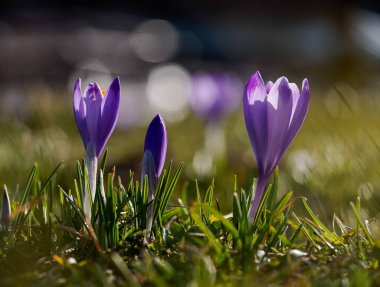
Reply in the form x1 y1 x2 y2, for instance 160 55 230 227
144 114 167 178
73 79 89 147
84 83 102 150
285 78 310 148
289 82 300 117
265 77 293 174
97 77 120 157
243 72 268 176
245 71 267 104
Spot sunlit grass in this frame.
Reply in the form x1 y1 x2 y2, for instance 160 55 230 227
1 84 380 286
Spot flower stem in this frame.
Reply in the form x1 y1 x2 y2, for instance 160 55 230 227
248 177 268 224
84 144 98 221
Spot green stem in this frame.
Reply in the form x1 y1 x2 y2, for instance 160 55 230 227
84 144 98 221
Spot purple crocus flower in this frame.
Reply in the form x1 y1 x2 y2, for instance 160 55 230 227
73 77 120 219
73 77 120 158
191 72 242 123
141 114 167 239
243 71 309 222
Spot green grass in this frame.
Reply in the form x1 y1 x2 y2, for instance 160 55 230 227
0 85 380 286
0 158 379 286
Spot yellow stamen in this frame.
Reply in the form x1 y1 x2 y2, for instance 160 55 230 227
98 84 107 96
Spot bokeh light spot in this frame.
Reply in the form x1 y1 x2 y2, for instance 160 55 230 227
130 19 179 63
146 64 191 122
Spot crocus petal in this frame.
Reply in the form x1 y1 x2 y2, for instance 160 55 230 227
144 114 167 178
288 82 300 118
97 77 120 157
142 149 157 179
265 77 293 174
244 72 269 175
244 103 268 176
84 83 103 149
245 71 267 105
73 78 83 111
285 78 310 148
73 79 89 147
265 81 273 93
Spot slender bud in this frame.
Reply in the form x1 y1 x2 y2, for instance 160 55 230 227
142 114 167 240
144 114 167 178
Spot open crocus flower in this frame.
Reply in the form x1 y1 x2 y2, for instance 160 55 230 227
243 71 309 222
73 77 121 158
141 114 167 239
73 77 120 219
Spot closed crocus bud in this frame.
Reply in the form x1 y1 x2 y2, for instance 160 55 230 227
143 114 167 179
243 71 309 222
73 77 121 220
1 185 11 232
142 114 167 239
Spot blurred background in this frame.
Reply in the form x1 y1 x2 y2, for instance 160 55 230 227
1 0 380 223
